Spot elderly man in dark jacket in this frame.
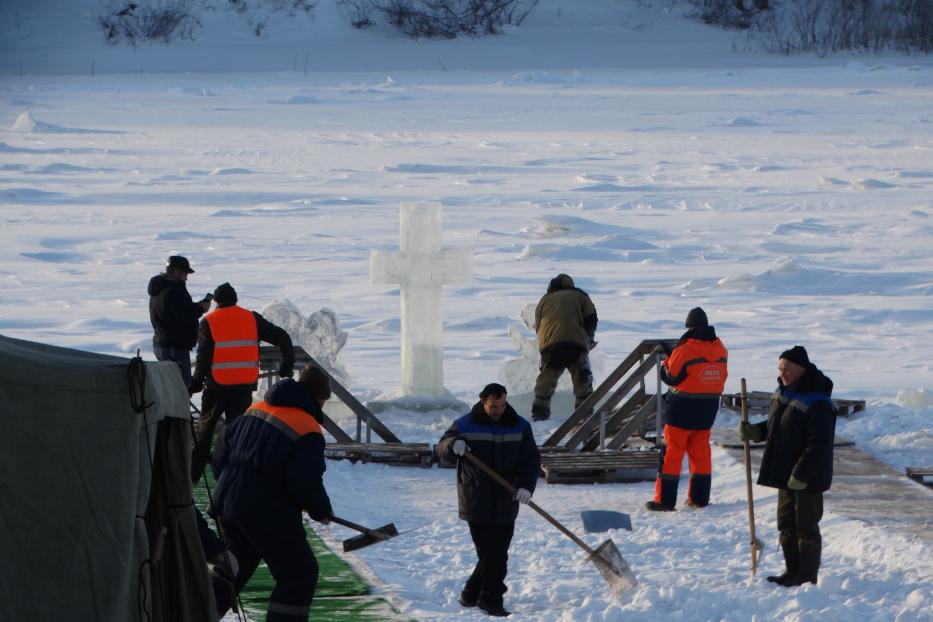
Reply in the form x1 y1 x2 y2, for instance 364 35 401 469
211 365 333 622
147 255 210 387
532 273 598 421
438 383 540 617
190 282 295 482
739 345 835 587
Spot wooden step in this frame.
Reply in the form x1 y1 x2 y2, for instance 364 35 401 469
906 467 933 487
540 449 659 484
324 442 434 467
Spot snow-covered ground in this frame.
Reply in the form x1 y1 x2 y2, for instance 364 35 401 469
2 1 932 620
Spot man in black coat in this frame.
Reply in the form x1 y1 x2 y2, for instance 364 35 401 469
438 383 540 617
211 365 333 622
739 345 835 587
147 255 210 387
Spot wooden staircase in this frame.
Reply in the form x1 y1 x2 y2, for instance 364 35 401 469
538 339 675 484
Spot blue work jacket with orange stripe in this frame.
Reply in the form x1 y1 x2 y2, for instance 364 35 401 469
212 378 332 525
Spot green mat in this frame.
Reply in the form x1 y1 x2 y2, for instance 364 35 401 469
193 470 412 621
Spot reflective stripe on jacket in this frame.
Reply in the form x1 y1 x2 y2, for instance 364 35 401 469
206 305 259 385
247 400 323 438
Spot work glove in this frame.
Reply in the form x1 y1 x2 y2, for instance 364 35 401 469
452 439 469 456
188 380 203 396
787 475 807 491
737 421 765 443
587 336 598 351
514 488 532 504
277 364 293 378
210 549 239 580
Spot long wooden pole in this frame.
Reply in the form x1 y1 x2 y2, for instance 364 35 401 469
740 378 760 575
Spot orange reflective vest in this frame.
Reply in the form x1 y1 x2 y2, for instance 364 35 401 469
206 305 259 386
664 338 728 397
246 400 323 439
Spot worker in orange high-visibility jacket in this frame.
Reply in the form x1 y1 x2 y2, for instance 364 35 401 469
190 282 294 482
646 307 728 511
211 365 334 622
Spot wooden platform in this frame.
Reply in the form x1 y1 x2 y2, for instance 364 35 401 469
720 391 866 417
324 443 435 467
538 447 659 484
906 467 933 488
712 429 933 543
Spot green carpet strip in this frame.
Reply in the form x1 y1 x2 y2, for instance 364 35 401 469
193 469 412 621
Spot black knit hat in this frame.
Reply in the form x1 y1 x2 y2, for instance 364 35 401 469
780 345 810 368
685 307 708 328
213 282 238 307
479 383 507 399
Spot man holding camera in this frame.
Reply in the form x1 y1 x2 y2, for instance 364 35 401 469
148 255 211 388
190 282 295 482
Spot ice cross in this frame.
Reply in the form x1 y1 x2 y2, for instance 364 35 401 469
371 203 473 400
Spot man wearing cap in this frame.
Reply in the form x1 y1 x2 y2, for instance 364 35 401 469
531 273 598 421
646 307 728 511
738 346 835 587
148 255 211 387
190 282 295 482
438 383 540 617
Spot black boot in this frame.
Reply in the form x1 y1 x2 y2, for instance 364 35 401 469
458 590 478 607
531 403 550 421
767 531 800 585
644 501 675 512
784 535 821 586
477 600 511 617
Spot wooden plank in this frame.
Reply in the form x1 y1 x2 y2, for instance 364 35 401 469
324 443 434 467
563 355 659 451
579 389 646 452
543 340 670 447
606 394 658 450
906 467 933 487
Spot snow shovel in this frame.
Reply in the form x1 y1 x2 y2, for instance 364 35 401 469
462 450 637 597
330 515 400 552
581 510 633 533
740 379 765 575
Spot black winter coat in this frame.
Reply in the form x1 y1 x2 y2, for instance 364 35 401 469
212 378 332 526
438 402 540 524
147 273 205 349
754 364 835 493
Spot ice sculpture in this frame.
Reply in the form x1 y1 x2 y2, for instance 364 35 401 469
370 203 473 411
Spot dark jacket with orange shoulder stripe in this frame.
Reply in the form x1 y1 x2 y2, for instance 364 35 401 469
192 304 294 392
211 378 332 525
660 325 728 430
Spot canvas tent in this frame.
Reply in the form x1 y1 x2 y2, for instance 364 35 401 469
0 334 215 622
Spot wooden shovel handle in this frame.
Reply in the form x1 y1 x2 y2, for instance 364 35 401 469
740 378 760 573
461 450 597 557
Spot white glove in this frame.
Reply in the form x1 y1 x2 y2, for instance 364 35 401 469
452 439 468 456
211 549 239 580
515 488 532 504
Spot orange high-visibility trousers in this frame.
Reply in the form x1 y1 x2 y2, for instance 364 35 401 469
653 424 712 508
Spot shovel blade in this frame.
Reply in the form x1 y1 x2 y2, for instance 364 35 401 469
342 523 399 552
591 540 637 597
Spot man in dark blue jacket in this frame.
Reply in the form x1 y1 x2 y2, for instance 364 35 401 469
739 345 835 587
211 364 334 621
438 383 540 617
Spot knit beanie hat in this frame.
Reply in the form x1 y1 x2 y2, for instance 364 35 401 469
780 345 810 368
213 282 238 307
685 307 708 328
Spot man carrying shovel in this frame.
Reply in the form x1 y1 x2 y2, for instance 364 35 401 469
438 383 540 617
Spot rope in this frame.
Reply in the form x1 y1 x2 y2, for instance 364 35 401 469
190 400 247 622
